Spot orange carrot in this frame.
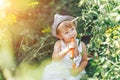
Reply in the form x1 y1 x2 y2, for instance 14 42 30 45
72 62 76 69
69 39 76 69
70 39 74 59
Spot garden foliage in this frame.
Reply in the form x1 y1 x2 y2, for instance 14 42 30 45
0 0 120 79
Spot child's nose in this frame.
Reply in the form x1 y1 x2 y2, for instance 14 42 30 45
70 32 74 37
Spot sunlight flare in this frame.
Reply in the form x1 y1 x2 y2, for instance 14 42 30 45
0 0 10 9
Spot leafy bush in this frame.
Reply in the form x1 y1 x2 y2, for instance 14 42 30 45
76 0 120 79
86 26 120 79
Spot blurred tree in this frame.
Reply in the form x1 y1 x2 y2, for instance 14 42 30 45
9 0 60 64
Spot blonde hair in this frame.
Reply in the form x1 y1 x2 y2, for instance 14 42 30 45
56 21 75 34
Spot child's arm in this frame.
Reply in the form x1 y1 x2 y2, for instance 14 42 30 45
52 41 69 61
71 41 88 76
78 41 88 72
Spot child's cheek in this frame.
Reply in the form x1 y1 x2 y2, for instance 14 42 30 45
75 31 77 36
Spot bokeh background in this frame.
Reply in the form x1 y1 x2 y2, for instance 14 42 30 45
0 0 120 80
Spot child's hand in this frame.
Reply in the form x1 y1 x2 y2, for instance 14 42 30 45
71 67 82 76
68 42 75 50
68 41 75 59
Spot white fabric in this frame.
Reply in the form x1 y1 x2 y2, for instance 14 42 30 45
42 39 85 80
42 61 70 80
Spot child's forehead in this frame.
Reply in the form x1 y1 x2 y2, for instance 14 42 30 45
59 27 69 32
60 21 74 26
58 21 74 29
56 20 75 34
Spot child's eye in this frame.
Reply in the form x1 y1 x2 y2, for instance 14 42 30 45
71 28 74 30
64 32 68 34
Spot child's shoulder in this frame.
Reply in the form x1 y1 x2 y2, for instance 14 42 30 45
76 38 86 48
54 40 61 47
80 41 85 45
76 39 85 46
80 41 86 50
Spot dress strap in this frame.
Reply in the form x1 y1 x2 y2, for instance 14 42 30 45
60 40 66 51
76 39 82 53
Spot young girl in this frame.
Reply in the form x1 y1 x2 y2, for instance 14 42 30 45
42 14 88 80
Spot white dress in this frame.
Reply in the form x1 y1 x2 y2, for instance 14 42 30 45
42 39 85 80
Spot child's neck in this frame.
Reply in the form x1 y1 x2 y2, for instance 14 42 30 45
61 39 70 46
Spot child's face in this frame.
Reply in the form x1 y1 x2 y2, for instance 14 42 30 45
57 21 77 42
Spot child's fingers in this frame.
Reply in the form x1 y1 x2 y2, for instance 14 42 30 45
68 42 75 49
68 51 72 55
71 68 78 76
